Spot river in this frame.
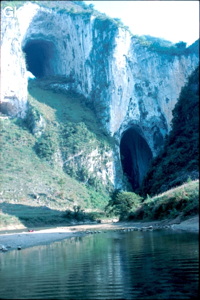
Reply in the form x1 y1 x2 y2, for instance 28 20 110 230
0 229 198 299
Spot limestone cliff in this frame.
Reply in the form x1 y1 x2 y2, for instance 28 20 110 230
1 2 199 191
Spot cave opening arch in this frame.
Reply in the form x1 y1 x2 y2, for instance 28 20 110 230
120 127 153 191
22 39 57 78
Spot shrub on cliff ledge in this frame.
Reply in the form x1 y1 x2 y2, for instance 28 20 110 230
34 132 58 161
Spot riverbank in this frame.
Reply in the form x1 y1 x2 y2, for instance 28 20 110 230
0 215 198 252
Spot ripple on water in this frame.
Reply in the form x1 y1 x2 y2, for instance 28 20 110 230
0 231 198 299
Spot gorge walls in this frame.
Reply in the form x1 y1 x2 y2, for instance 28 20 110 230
1 2 199 190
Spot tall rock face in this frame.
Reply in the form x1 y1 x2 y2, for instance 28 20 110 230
141 66 199 196
1 5 30 117
1 2 199 190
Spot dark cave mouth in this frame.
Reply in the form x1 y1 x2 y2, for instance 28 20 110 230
120 128 153 191
22 39 56 78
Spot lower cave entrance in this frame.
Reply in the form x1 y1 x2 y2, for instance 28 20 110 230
120 128 153 191
22 39 56 78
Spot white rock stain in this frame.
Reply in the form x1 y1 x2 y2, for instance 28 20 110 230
1 3 198 189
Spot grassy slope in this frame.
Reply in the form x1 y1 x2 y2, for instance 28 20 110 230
1 79 198 228
128 179 199 222
0 79 112 229
28 78 110 142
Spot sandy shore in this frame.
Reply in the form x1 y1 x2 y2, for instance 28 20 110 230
0 215 198 252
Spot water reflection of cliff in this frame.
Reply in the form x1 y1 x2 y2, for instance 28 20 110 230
0 231 198 299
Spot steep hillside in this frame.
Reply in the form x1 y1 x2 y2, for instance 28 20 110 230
0 78 115 228
128 179 199 222
0 1 199 229
106 179 199 222
141 67 199 196
1 0 198 192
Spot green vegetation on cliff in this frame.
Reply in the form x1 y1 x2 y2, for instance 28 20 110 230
133 35 199 57
27 78 114 188
105 180 199 222
105 67 199 222
0 78 114 228
142 67 199 196
129 180 199 221
1 0 198 58
105 190 143 221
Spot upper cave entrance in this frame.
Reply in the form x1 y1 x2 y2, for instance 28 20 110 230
120 128 153 191
22 39 56 78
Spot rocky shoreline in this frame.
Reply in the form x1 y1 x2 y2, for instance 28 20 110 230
0 215 198 253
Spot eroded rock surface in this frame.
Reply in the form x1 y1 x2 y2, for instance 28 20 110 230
1 2 199 190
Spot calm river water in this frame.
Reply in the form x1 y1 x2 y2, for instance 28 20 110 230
0 230 199 299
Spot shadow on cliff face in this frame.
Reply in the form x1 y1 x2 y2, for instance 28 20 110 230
23 39 57 78
0 203 96 228
120 128 153 191
27 78 111 142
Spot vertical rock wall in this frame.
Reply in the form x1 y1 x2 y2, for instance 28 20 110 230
1 2 199 189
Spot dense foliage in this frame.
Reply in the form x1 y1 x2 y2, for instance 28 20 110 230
129 180 199 221
105 190 143 221
0 77 114 228
26 78 113 194
141 67 199 196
